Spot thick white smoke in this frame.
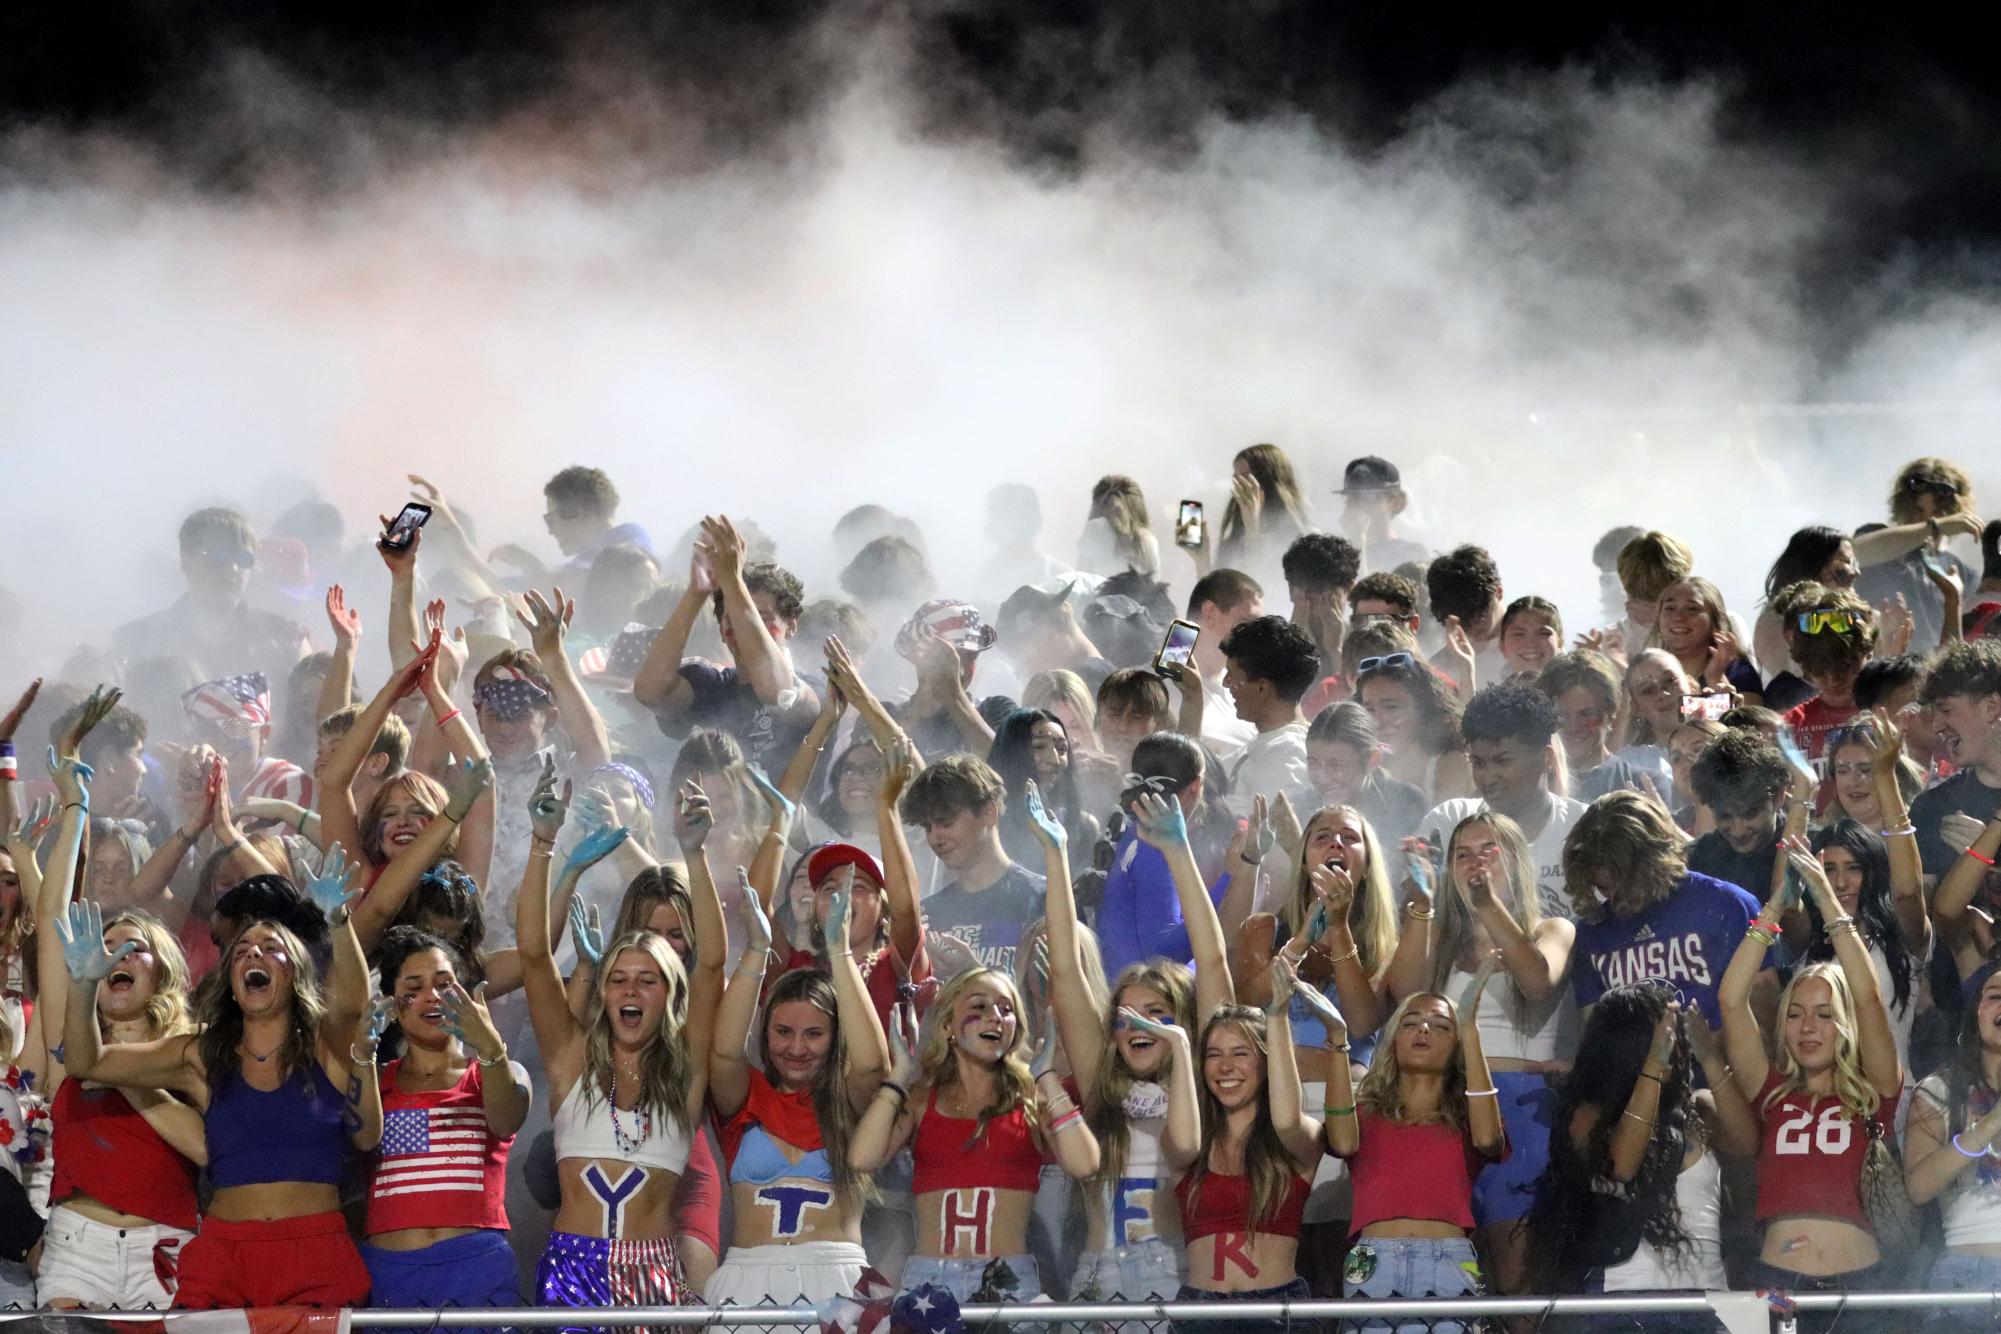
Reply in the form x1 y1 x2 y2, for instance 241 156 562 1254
2 39 1997 675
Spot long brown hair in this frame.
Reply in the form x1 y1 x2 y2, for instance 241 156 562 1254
360 771 455 867
196 919 325 1088
761 968 876 1203
1086 961 1197 1191
583 930 694 1131
1185 1005 1295 1236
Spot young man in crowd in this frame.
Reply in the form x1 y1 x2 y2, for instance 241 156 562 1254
114 507 309 686
979 482 1074 598
1184 568 1265 758
1613 530 1693 663
1424 544 1507 690
1855 457 1984 649
1685 728 1793 899
1419 681 1586 920
1095 668 1177 772
1218 614 1322 818
1536 649 1644 801
1348 570 1423 635
530 465 656 582
899 754 1043 972
1282 532 1361 713
1779 583 1879 764
633 514 817 771
1337 455 1428 571
1913 640 2001 880
996 582 1115 692
1856 653 1942 775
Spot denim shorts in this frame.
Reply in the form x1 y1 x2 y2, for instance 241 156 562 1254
1341 1236 1481 1334
900 1253 1043 1305
1173 1276 1310 1334
1071 1237 1182 1301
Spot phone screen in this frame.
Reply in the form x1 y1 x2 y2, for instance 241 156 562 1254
381 503 432 552
1175 500 1205 549
1157 619 1200 671
1680 691 1730 722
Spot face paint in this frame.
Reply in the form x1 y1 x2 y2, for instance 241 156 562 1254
1212 1230 1259 1281
940 1187 994 1256
583 1163 645 1239
756 1184 834 1238
1112 1178 1158 1246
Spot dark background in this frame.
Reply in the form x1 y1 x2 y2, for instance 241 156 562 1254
6 3 1999 304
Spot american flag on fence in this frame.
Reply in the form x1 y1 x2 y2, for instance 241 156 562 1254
182 672 272 728
374 1104 489 1201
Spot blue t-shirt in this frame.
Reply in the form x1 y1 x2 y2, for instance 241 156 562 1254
1571 871 1761 1027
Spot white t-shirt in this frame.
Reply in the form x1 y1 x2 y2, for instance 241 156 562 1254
1199 672 1258 760
1420 791 1587 922
1227 722 1319 819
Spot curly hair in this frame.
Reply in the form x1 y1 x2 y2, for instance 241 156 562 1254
1688 729 1789 815
718 562 806 625
1890 456 1975 524
1523 984 1696 1291
101 910 196 1041
1281 533 1361 594
1461 682 1560 748
1349 572 1421 618
1218 615 1320 703
1355 654 1463 758
1921 640 2001 707
1426 545 1503 625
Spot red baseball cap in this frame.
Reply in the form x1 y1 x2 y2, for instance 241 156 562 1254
807 843 885 889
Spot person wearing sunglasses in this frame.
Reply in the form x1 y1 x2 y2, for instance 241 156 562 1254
1776 585 1879 772
113 506 309 688
1353 645 1473 804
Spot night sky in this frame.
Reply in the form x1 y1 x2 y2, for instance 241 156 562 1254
7 4 2001 305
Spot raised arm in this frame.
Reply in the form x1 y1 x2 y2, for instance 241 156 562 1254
515 587 612 772
1383 841 1437 1001
777 685 846 806
305 845 370 1045
1683 1005 1759 1157
876 739 926 966
0 679 44 837
679 782 730 1126
405 476 504 600
1467 845 1575 1005
631 559 707 722
824 878 890 1108
1300 861 1390 1040
321 584 362 728
1789 836 1903 1097
1853 512 1983 568
825 637 911 755
322 646 437 867
739 764 796 917
673 780 730 1002
851 1002 919 1171
1126 1008 1202 1171
1720 877 1786 1099
1866 718 1930 956
516 759 588 1069
702 516 802 708
1295 976 1358 1159
36 748 98 1087
443 979 531 1139
378 516 424 675
709 891 774 1120
1034 779 1107 1107
1458 957 1506 1157
1262 960 1325 1167
1607 1007 1678 1183
1130 790 1235 1022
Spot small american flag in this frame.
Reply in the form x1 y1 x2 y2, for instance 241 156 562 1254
372 1106 490 1201
182 673 271 729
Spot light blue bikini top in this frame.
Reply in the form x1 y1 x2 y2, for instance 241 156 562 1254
729 1122 833 1187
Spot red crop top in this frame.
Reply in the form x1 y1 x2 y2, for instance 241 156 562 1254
1174 1165 1311 1242
909 1089 1046 1196
1754 1072 1900 1229
51 1081 201 1232
366 1060 512 1236
1342 1112 1502 1236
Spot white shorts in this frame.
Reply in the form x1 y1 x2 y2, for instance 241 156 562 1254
36 1207 194 1310
703 1241 869 1309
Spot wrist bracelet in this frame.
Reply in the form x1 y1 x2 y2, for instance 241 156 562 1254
296 808 312 834
1968 848 1999 867
1880 825 1916 839
1405 905 1434 920
1324 946 1360 965
879 1081 908 1102
1638 1071 1664 1083
1323 1104 1357 1117
349 1046 378 1066
0 741 15 759
1465 1087 1499 1098
477 1047 510 1067
1621 1110 1655 1125
435 708 463 729
1049 1109 1084 1133
1952 1132 1993 1159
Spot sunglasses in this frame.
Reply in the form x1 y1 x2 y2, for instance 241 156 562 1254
193 548 256 570
1357 652 1417 673
1795 608 1855 635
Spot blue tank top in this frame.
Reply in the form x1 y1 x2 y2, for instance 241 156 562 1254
728 1123 833 1186
206 1063 349 1188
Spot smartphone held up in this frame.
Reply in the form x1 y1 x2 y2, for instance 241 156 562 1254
378 503 432 553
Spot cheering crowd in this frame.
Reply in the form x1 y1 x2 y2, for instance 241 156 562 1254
0 447 1999 1333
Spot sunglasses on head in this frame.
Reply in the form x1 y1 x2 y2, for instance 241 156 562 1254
1795 608 1854 635
1357 652 1417 674
194 548 255 570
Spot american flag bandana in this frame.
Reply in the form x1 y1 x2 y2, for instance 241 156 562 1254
182 673 271 733
589 762 656 811
895 599 999 660
473 671 551 720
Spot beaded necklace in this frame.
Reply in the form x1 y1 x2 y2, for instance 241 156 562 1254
608 1063 653 1154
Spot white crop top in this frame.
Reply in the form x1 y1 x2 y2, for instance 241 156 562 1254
1917 1077 2001 1248
1444 964 1574 1063
553 1077 693 1176
1601 1146 1726 1291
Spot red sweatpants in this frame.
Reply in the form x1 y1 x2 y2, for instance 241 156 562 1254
173 1211 371 1310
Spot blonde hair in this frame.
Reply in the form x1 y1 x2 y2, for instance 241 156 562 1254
1624 649 1687 748
1890 457 1975 524
1356 992 1470 1129
1617 532 1695 603
1427 815 1541 1004
1287 807 1398 977
1023 670 1098 747
1187 1005 1296 1236
103 910 196 1040
1764 962 1879 1120
1089 476 1155 574
360 771 455 867
583 931 694 1132
1088 961 1198 1190
917 969 1040 1144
